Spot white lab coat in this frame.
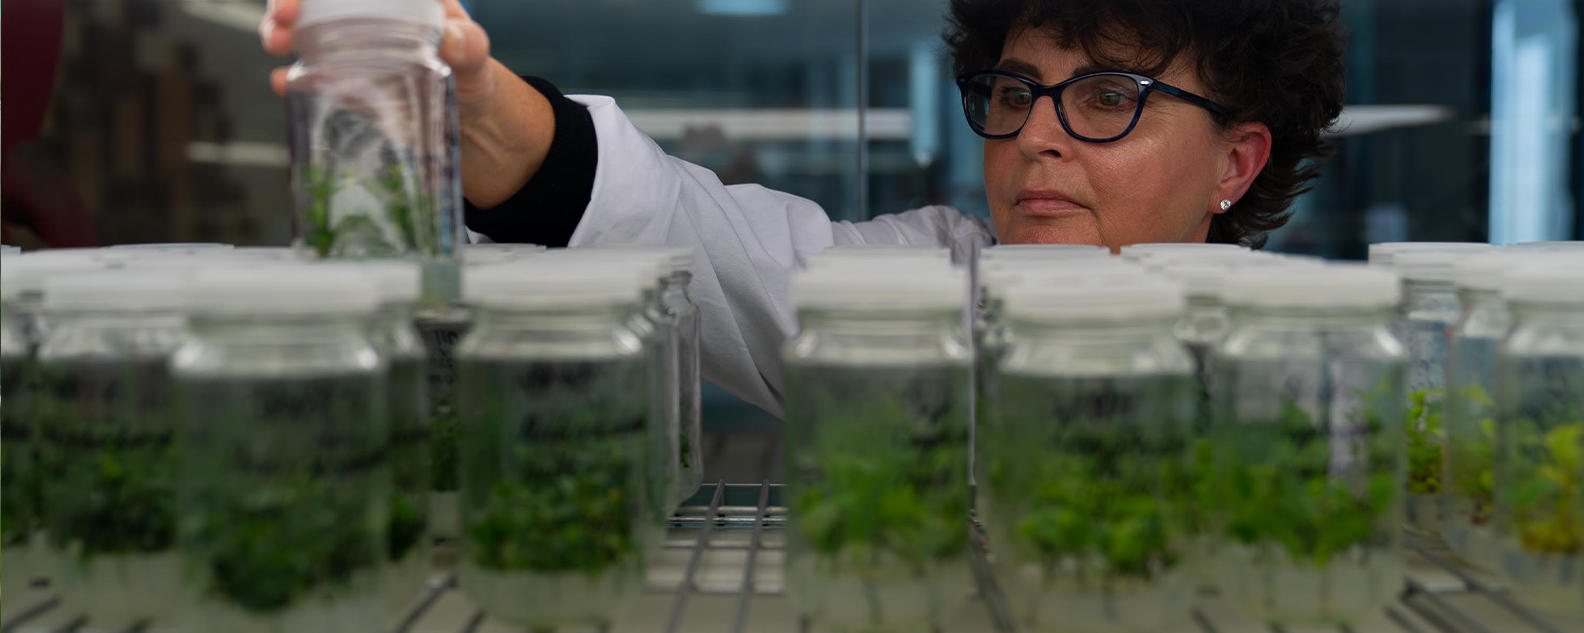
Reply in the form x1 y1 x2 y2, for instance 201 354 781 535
477 95 995 418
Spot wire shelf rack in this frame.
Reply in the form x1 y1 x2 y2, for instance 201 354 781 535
4 482 1581 633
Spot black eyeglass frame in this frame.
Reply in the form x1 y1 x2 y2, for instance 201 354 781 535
956 70 1230 143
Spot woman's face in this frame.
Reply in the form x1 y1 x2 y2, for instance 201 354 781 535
982 27 1265 249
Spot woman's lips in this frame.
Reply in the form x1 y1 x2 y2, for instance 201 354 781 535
1016 192 1088 217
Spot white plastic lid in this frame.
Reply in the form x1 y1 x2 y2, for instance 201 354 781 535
1368 242 1495 267
981 244 1111 261
1223 265 1401 309
1154 261 1241 299
1392 250 1462 283
1508 241 1584 252
357 262 422 305
44 270 190 313
187 265 378 316
296 0 447 29
793 266 966 312
982 258 1143 293
109 243 233 251
9 252 115 296
464 245 542 267
536 248 675 283
1119 242 1247 262
1 261 20 301
1 245 21 255
465 259 649 310
1501 256 1584 304
1452 253 1514 292
1004 275 1185 322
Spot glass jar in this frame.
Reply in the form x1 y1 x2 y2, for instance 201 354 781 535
361 263 432 610
286 0 462 306
658 250 704 506
456 264 656 628
1492 265 1584 615
1154 261 1242 399
31 271 189 624
983 277 1199 632
415 303 470 541
783 264 972 632
174 267 388 633
1 263 37 599
1393 251 1464 542
1208 266 1406 626
1441 255 1511 569
1367 242 1494 269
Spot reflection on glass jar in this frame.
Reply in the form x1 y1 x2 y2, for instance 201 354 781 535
1442 255 1510 569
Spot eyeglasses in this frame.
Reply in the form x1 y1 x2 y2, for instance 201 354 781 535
956 70 1229 143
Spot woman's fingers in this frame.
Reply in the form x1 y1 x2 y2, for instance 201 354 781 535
271 67 291 97
442 18 492 75
260 0 300 56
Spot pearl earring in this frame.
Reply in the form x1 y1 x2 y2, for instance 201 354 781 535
1220 200 1233 211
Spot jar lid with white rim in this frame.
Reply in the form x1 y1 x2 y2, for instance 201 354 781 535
983 258 1148 295
44 269 191 314
296 0 447 29
9 252 115 298
1500 258 1584 306
1392 250 1464 284
465 258 650 311
1507 241 1584 252
187 264 379 317
1003 275 1185 323
1367 242 1495 268
1223 265 1401 310
355 261 423 307
793 264 966 313
1119 242 1248 262
570 245 695 275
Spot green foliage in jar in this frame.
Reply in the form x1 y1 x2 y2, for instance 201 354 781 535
1446 386 1497 524
430 393 459 492
793 399 970 570
1406 388 1445 495
679 433 692 471
185 476 381 614
1 358 32 548
301 164 434 258
1214 401 1399 565
1002 453 1179 579
465 417 641 576
1503 421 1584 555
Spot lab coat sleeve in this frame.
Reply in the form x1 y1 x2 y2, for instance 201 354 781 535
564 95 994 418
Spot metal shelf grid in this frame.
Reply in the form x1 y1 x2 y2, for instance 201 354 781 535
4 482 1581 633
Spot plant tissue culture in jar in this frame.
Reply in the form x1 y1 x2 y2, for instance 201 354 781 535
286 0 464 305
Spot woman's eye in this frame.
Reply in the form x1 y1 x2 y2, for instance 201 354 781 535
999 88 1033 108
1096 90 1128 107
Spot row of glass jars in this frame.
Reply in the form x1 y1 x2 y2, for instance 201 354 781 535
0 244 703 632
781 244 1409 632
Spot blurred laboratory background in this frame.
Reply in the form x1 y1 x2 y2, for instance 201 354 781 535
2 0 1581 475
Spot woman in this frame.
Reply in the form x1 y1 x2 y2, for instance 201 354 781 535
260 0 1347 415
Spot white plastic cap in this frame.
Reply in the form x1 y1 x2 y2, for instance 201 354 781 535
793 265 966 312
1004 275 1185 322
1392 250 1462 283
465 259 648 310
1452 253 1514 292
1119 242 1247 262
1508 241 1584 252
1223 265 1401 309
2 245 22 256
9 252 115 296
297 0 447 29
982 258 1143 293
1154 261 1241 299
188 265 379 316
1500 256 1584 304
1368 242 1495 268
1 261 21 301
535 248 675 283
44 270 190 313
981 244 1111 262
572 245 694 274
109 243 233 252
357 262 422 305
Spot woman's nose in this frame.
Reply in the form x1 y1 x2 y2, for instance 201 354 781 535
1016 95 1075 160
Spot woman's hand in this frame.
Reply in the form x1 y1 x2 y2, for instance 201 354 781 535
261 0 554 209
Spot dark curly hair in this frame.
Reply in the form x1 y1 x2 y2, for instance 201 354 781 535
944 0 1347 248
